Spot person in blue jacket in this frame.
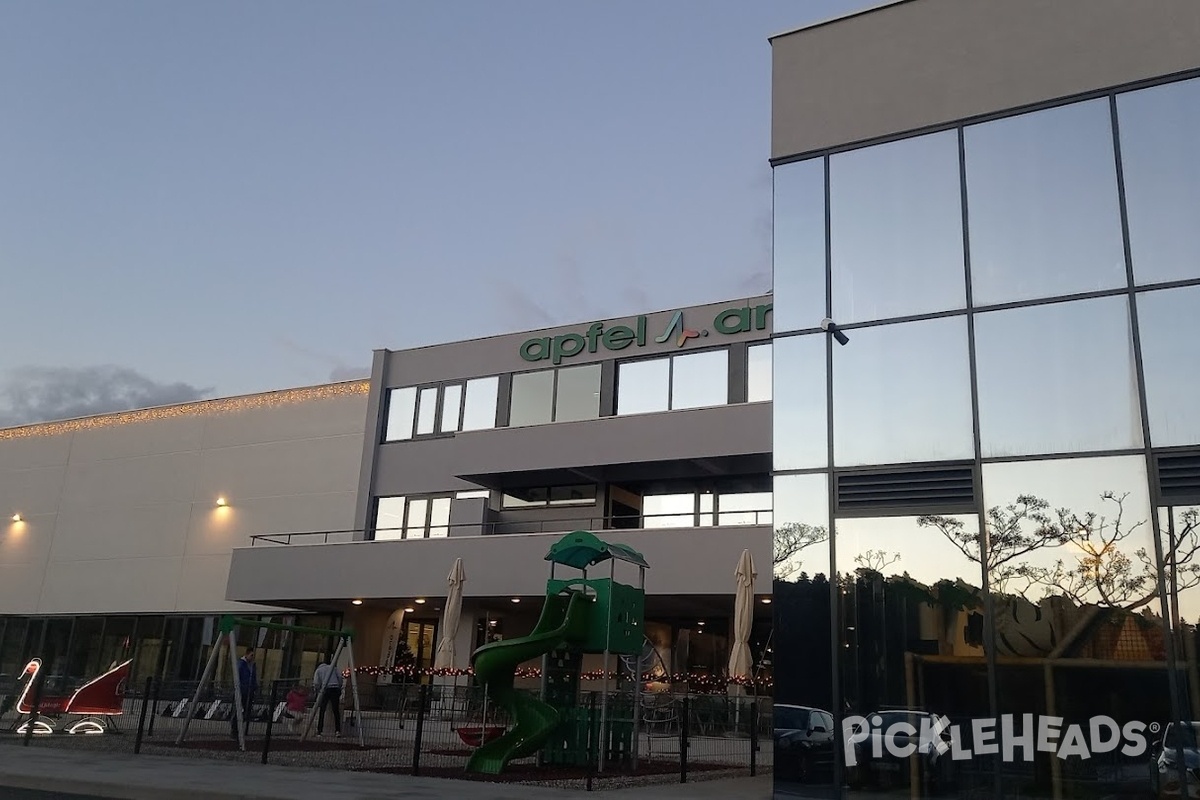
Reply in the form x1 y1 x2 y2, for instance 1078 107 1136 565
230 648 258 739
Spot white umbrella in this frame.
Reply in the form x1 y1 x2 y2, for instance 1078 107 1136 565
433 558 466 670
727 549 756 679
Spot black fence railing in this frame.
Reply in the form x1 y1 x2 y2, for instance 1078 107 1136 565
1 676 770 790
248 509 774 547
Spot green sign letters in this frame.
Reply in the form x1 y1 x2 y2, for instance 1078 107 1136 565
519 303 772 364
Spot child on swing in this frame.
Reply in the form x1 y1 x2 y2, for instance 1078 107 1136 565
283 685 309 731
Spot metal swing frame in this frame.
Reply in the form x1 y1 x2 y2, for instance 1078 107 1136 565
175 615 365 751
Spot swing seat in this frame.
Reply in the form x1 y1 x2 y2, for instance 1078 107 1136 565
456 725 507 747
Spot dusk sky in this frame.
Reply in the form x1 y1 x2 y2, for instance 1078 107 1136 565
0 0 866 425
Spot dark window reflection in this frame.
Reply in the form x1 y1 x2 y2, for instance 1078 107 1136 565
774 473 836 792
965 98 1126 306
1117 76 1200 286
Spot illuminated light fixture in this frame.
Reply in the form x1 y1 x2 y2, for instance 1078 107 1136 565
351 599 363 606
11 513 21 522
697 621 706 626
216 497 228 507
0 381 370 442
761 598 772 605
404 607 415 613
510 597 521 604
414 598 426 604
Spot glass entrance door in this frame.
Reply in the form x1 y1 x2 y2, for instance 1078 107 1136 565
404 621 437 682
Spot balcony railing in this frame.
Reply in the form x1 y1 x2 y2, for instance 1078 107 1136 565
248 510 772 547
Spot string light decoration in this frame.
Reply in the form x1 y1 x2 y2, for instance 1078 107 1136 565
346 665 773 693
0 381 370 441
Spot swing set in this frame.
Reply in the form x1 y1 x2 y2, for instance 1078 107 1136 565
175 615 365 751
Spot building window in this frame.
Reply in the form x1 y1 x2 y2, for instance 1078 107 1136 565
773 157 827 334
384 377 498 441
508 364 601 428
374 495 453 540
747 343 772 403
964 98 1125 306
642 491 772 528
501 485 596 509
616 349 729 416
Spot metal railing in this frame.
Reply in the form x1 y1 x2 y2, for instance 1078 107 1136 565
248 510 773 547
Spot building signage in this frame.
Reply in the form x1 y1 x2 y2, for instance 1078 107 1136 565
519 303 772 364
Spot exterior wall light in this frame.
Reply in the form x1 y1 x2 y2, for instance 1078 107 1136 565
11 513 21 523
404 606 415 613
761 597 773 604
216 497 228 507
415 598 426 604
510 597 521 604
351 599 363 606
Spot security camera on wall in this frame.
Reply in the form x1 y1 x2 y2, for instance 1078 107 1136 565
820 318 850 346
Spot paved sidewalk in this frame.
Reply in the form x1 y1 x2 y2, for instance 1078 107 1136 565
0 745 771 800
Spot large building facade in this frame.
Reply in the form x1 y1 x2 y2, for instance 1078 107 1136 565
769 1 1200 798
0 297 774 700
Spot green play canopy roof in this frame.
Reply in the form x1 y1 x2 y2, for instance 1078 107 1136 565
545 530 649 570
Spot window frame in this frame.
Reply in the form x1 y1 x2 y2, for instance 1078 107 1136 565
373 493 456 540
506 363 603 428
615 345 732 417
383 376 498 442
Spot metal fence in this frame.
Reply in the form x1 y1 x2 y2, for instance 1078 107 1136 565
1 672 771 791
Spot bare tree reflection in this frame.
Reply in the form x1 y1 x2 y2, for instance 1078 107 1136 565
774 522 829 579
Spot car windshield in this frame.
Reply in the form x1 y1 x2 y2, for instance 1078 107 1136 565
1165 723 1200 748
874 711 928 730
776 707 812 730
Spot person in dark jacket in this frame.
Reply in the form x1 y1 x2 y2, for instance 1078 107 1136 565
230 648 258 739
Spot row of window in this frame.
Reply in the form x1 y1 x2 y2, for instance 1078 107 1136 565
372 487 771 540
775 288 1200 470
384 344 772 442
774 75 1200 331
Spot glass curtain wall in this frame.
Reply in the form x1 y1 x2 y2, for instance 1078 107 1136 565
772 74 1200 800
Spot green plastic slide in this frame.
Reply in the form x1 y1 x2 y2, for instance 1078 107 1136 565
465 590 592 774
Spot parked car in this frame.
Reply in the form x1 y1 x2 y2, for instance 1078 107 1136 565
774 703 836 783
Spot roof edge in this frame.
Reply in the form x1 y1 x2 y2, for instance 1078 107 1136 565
768 0 915 42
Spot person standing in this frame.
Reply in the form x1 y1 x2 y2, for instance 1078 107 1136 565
230 648 258 739
313 658 343 737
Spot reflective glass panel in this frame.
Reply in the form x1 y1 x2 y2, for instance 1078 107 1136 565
440 384 462 433
1136 285 1200 448
617 358 669 415
981 456 1166 798
461 376 499 431
975 296 1141 457
501 488 548 508
554 364 601 422
643 494 694 528
374 496 405 541
747 343 772 403
1117 77 1200 285
428 497 451 539
773 157 827 333
965 98 1126 305
670 349 728 410
415 387 437 435
1159 504 1200 723
773 333 827 471
548 485 596 506
831 129 965 322
384 387 416 441
717 491 772 526
404 498 428 539
838 514 991 798
772 473 835 791
833 316 973 466
698 492 714 527
509 370 554 427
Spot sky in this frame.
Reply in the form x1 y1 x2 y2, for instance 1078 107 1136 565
0 0 868 426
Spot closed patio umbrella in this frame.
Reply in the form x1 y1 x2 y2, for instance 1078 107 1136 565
727 549 756 679
433 558 466 670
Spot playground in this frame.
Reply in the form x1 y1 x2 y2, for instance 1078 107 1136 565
0 531 772 791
